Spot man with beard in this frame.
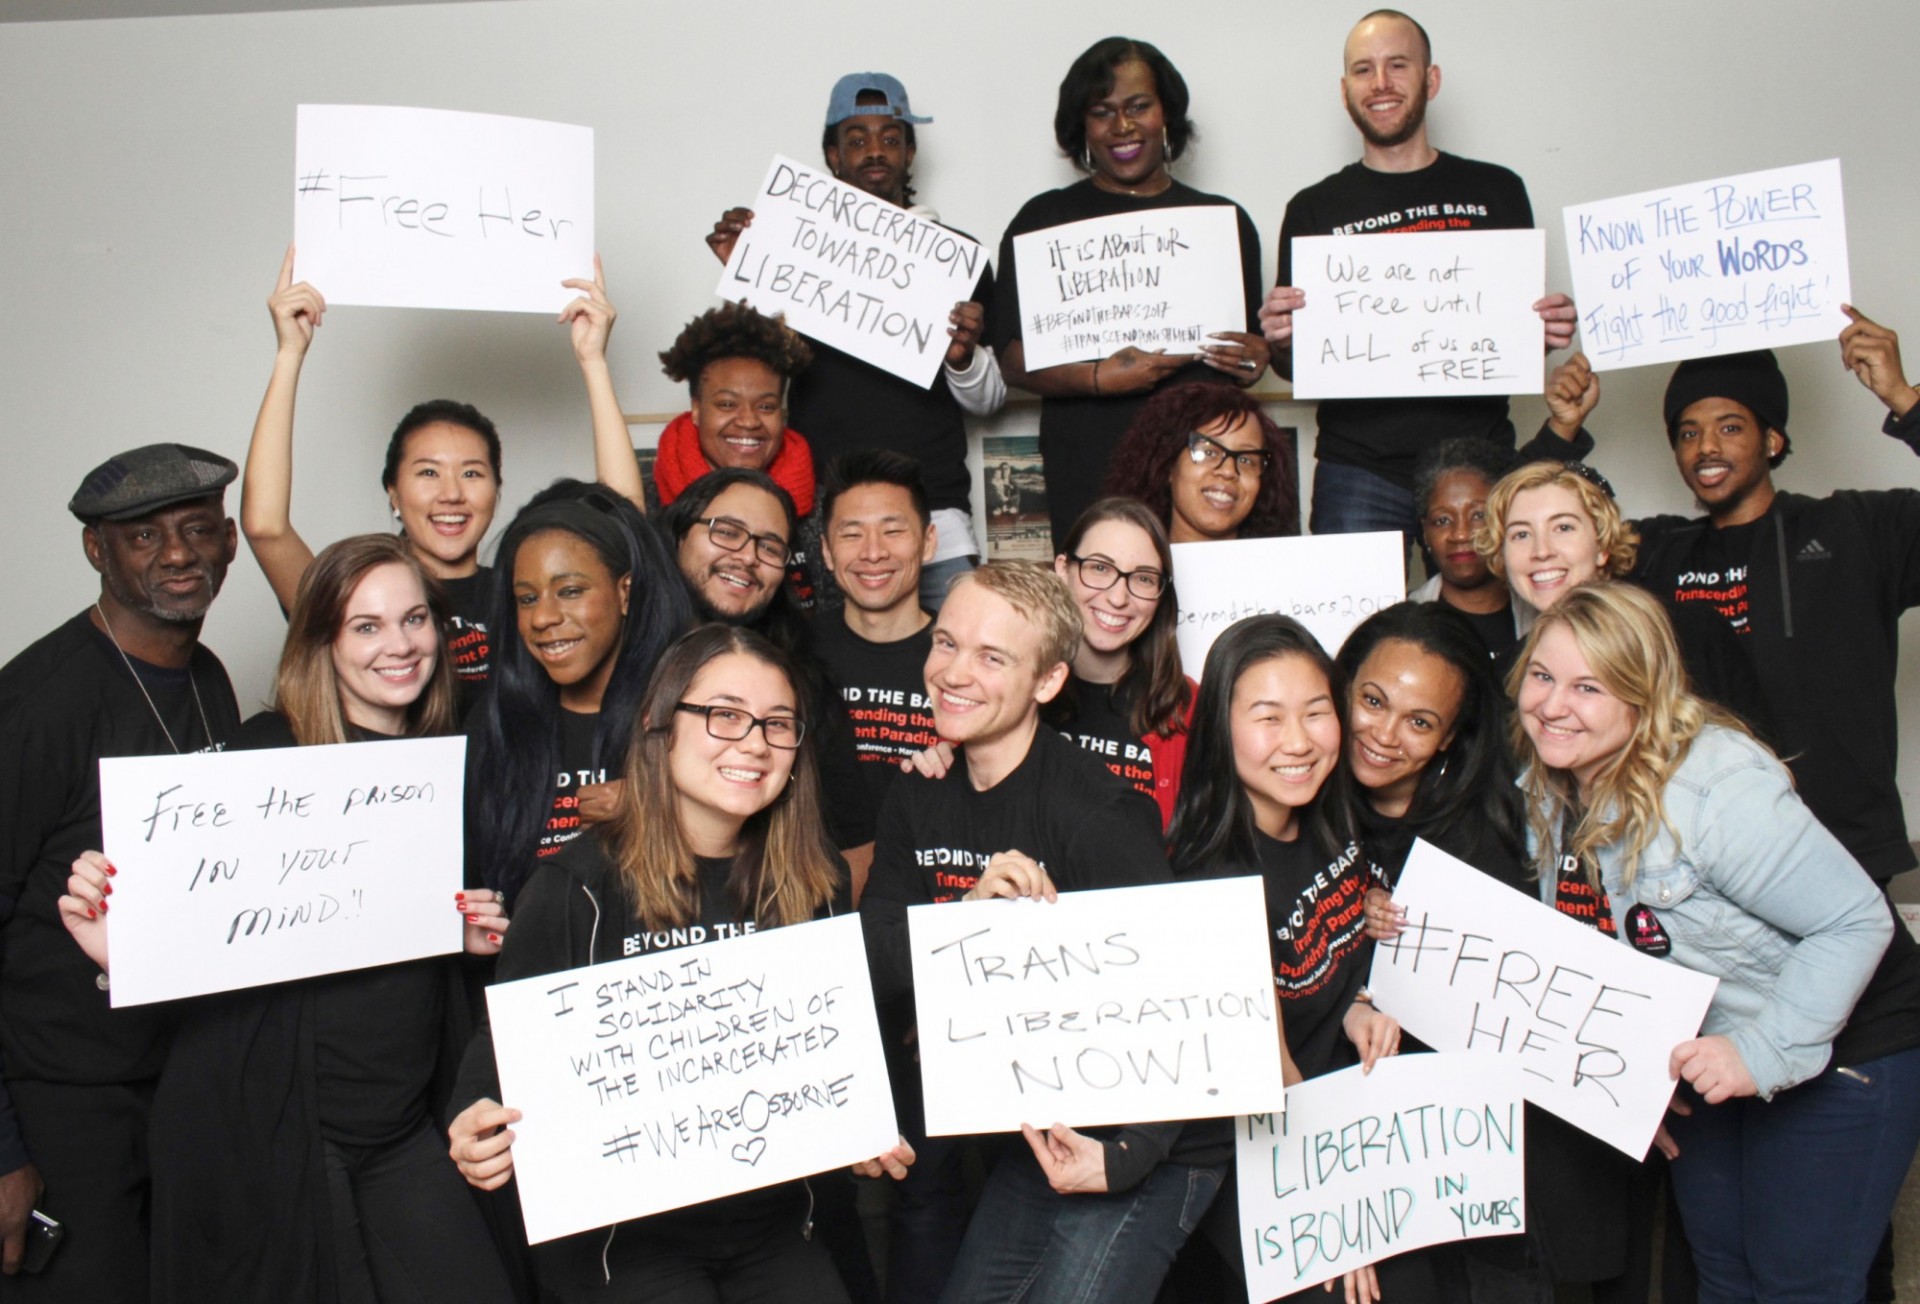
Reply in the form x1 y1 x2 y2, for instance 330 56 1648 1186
0 445 243 1298
1260 9 1577 543
706 73 1004 611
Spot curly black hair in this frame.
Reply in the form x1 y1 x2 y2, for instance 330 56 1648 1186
658 302 813 397
1102 382 1297 538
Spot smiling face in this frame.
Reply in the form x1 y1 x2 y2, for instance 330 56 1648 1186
331 561 438 734
1231 654 1341 841
513 529 631 711
826 111 914 205
1054 518 1163 661
1518 623 1638 794
925 580 1065 750
1501 484 1607 611
388 423 499 576
1421 469 1494 591
691 357 786 472
676 483 791 622
1167 411 1264 543
1347 639 1465 817
86 497 236 627
1673 396 1780 525
826 481 933 616
668 651 800 856
1085 59 1168 191
1341 14 1438 149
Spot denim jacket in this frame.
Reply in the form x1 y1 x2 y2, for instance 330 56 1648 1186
1531 725 1892 1099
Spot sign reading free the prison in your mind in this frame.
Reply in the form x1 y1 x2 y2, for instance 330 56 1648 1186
97 737 466 1007
293 104 594 314
717 154 987 388
486 913 898 1245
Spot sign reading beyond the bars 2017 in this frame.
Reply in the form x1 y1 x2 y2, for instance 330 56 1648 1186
717 154 987 387
1171 534 1405 678
1367 841 1717 1158
1564 159 1851 371
1014 206 1246 369
1238 1055 1526 1301
1290 229 1546 399
98 737 466 1006
908 878 1285 1136
293 105 594 313
487 914 897 1244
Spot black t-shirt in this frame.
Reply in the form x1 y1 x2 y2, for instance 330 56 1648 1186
1452 602 1521 662
539 707 606 860
438 567 494 692
990 179 1264 545
811 617 938 811
1045 676 1155 803
1278 153 1535 486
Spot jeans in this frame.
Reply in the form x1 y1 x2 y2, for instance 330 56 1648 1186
918 555 977 614
939 1151 1223 1304
1309 460 1419 545
1665 1045 1920 1303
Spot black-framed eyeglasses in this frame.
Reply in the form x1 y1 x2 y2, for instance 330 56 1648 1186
1186 431 1273 478
1067 554 1167 600
703 516 789 568
674 702 806 749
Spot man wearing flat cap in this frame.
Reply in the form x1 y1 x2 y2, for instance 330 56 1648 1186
0 444 242 1297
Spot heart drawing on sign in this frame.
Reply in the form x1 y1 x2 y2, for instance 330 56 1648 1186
731 1137 767 1167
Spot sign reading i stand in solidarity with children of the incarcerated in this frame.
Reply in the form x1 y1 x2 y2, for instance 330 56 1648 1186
1171 534 1406 678
97 737 466 1007
1366 841 1717 1158
1289 229 1547 399
485 914 897 1245
716 154 987 387
1013 206 1246 369
293 104 594 314
907 878 1284 1136
1563 159 1851 371
1237 1054 1526 1301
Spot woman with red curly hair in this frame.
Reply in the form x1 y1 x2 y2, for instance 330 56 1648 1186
1101 382 1299 543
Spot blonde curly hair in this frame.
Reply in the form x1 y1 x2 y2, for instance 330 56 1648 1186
1476 461 1639 582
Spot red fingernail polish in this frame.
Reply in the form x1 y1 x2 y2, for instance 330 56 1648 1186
102 883 112 896
99 900 109 913
104 863 117 877
86 907 96 920
487 933 500 944
466 914 480 924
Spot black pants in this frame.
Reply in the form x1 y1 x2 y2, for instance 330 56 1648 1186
533 1203 850 1304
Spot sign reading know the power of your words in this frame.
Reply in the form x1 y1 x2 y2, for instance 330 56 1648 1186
98 737 466 1007
487 914 897 1245
1014 206 1246 369
293 104 595 314
717 154 987 387
908 878 1285 1136
1171 534 1406 678
1237 1054 1526 1301
1564 159 1851 371
1290 229 1547 399
1367 841 1718 1158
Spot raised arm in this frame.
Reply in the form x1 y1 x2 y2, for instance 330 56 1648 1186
562 255 646 513
240 245 325 610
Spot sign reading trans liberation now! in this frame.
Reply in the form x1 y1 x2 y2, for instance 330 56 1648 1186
718 154 987 387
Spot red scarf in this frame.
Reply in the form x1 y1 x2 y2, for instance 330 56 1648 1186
652 412 815 517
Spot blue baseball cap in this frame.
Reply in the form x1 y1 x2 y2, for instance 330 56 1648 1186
824 73 931 128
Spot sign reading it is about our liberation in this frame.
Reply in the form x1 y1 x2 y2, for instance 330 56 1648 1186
293 105 594 313
1171 534 1406 678
1289 229 1547 399
717 154 987 387
487 914 897 1244
98 737 466 1007
908 878 1285 1136
1563 159 1851 371
1014 206 1246 370
1367 841 1718 1158
1238 1054 1526 1302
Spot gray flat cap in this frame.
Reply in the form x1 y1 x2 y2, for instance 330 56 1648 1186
69 443 239 523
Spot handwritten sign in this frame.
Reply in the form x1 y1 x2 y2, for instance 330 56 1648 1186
1238 1055 1526 1300
1290 230 1546 399
1014 206 1245 369
293 104 594 313
1367 841 1716 1157
98 737 464 1007
907 878 1284 1135
1563 159 1850 370
1171 534 1405 677
716 155 986 387
487 914 896 1244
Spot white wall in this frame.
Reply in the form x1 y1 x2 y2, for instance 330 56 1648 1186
5 0 1919 802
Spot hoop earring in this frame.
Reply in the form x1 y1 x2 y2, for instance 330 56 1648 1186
1083 146 1092 172
1163 126 1172 161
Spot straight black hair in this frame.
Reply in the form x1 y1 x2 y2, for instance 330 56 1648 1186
820 449 932 531
659 467 812 667
381 399 503 489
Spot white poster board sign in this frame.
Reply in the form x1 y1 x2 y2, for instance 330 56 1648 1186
1367 841 1717 1157
716 154 986 387
293 104 594 313
1171 535 1405 677
908 878 1283 1135
1238 1054 1526 1301
1290 229 1546 399
98 737 465 1007
487 914 897 1244
1563 159 1850 370
1013 206 1245 369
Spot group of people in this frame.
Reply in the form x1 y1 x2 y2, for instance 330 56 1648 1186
5 10 1920 1304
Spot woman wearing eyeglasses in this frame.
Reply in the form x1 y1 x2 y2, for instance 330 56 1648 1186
450 623 913 1303
1103 382 1300 543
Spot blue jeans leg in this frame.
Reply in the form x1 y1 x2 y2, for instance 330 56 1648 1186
1309 460 1419 546
1666 1045 1920 1304
918 555 978 615
940 1151 1223 1304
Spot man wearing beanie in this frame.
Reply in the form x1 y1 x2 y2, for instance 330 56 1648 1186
0 445 243 1296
